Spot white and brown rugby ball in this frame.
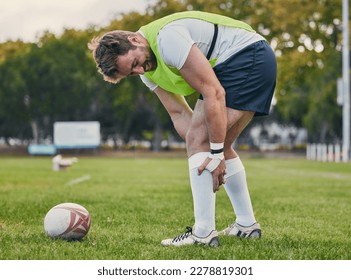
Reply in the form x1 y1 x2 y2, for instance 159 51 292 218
44 203 91 241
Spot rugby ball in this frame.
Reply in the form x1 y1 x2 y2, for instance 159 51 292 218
44 203 91 241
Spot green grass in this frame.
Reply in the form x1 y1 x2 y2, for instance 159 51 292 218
0 154 350 260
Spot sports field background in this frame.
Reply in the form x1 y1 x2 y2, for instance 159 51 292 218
0 154 350 260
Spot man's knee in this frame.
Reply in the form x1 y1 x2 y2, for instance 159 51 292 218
185 128 209 152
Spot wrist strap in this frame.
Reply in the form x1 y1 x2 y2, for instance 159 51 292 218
211 148 224 154
210 142 224 155
210 142 224 150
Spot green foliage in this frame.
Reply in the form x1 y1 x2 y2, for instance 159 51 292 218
0 156 350 260
269 0 344 142
0 46 33 139
0 30 99 141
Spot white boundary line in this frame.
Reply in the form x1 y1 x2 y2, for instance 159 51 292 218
65 175 91 186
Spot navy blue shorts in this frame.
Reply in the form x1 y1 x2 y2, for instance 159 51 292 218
200 40 277 116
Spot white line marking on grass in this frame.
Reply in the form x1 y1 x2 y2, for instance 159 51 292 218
65 175 91 186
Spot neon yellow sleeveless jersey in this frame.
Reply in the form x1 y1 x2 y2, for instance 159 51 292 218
140 11 255 96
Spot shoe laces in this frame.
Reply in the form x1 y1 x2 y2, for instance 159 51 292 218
172 226 193 243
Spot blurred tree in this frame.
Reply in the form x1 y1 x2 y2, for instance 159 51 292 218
0 30 100 143
263 0 345 143
0 46 32 143
0 40 31 63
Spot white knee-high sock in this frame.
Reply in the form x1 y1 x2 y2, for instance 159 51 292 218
224 157 256 226
188 152 216 237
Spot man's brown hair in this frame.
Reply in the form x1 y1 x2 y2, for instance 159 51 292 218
88 31 137 83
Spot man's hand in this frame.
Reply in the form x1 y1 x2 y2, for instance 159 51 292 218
198 157 226 193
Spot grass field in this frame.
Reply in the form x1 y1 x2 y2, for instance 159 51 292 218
0 154 350 260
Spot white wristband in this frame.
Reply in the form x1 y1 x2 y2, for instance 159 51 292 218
210 142 224 150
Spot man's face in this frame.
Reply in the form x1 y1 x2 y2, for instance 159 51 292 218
117 43 157 79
